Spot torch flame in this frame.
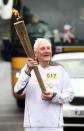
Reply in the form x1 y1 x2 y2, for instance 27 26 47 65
12 8 22 21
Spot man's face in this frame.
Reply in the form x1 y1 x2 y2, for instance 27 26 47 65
34 41 52 63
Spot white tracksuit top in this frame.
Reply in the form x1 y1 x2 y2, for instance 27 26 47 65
14 64 74 128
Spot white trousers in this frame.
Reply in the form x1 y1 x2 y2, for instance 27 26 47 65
24 127 63 131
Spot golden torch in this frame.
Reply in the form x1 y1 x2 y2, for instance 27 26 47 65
12 8 46 93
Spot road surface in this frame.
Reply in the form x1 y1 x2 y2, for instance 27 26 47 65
0 60 24 131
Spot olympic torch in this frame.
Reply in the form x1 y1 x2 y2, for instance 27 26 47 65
12 8 46 93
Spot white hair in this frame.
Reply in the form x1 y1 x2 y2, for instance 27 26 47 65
33 38 52 51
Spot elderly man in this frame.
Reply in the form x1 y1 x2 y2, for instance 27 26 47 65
14 38 74 131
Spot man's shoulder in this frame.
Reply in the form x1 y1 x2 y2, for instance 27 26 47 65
50 61 62 66
38 22 48 28
50 61 66 73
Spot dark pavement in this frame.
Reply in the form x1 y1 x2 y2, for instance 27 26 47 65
0 60 24 131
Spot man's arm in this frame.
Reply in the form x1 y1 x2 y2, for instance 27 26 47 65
14 69 31 95
50 69 74 104
14 58 38 95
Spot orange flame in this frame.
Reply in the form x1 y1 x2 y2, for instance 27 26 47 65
12 8 22 21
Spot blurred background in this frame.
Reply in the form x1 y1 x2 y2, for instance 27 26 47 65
1 0 84 39
0 0 84 131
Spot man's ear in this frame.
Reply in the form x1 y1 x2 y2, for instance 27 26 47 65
34 50 36 55
34 51 38 60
